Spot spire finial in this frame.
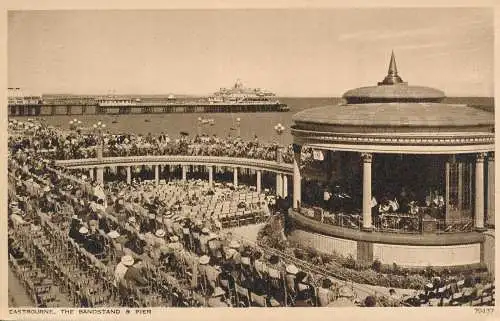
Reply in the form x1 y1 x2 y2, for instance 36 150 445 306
379 51 404 85
388 50 398 76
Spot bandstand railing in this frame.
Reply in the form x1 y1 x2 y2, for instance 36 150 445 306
297 206 474 235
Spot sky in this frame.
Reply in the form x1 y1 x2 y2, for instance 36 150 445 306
8 8 494 97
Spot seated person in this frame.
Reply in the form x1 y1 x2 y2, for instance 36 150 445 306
68 215 83 240
84 230 105 255
317 278 336 307
74 226 89 245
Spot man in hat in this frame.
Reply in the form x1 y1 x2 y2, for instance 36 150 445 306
114 255 133 288
199 227 210 255
285 264 299 302
75 226 89 245
197 255 211 294
68 215 83 240
207 233 222 266
191 220 202 255
107 230 125 258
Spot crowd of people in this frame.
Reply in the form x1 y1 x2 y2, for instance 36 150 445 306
8 118 494 308
8 118 307 164
8 154 368 307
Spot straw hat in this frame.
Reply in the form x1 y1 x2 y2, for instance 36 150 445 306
225 248 237 259
107 230 120 239
79 226 89 235
212 287 225 297
286 264 299 275
199 255 210 265
128 216 136 224
155 229 166 238
43 186 51 192
170 235 179 242
208 233 218 240
121 255 134 266
201 227 209 234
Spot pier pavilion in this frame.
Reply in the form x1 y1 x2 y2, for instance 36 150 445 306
288 53 494 268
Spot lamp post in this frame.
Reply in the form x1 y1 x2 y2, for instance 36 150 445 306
274 123 285 163
93 121 106 160
69 118 82 131
197 117 203 136
236 118 241 137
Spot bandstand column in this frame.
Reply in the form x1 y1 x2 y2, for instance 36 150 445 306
126 166 131 185
361 153 373 231
256 170 262 194
293 144 302 209
282 175 288 198
89 168 95 181
233 167 238 187
182 165 187 181
276 173 283 197
487 152 495 227
155 165 159 186
208 166 214 188
475 153 486 231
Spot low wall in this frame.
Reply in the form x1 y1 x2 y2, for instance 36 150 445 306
289 210 486 268
372 243 481 267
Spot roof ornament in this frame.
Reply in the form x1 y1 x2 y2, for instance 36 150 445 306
378 51 404 85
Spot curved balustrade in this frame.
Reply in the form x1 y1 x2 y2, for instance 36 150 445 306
55 155 294 174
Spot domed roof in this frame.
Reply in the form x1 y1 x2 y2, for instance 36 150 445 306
292 102 494 129
342 84 445 104
342 51 445 104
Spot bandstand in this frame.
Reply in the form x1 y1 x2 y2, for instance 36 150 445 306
289 53 495 268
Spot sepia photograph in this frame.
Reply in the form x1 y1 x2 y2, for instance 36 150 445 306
5 5 496 317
